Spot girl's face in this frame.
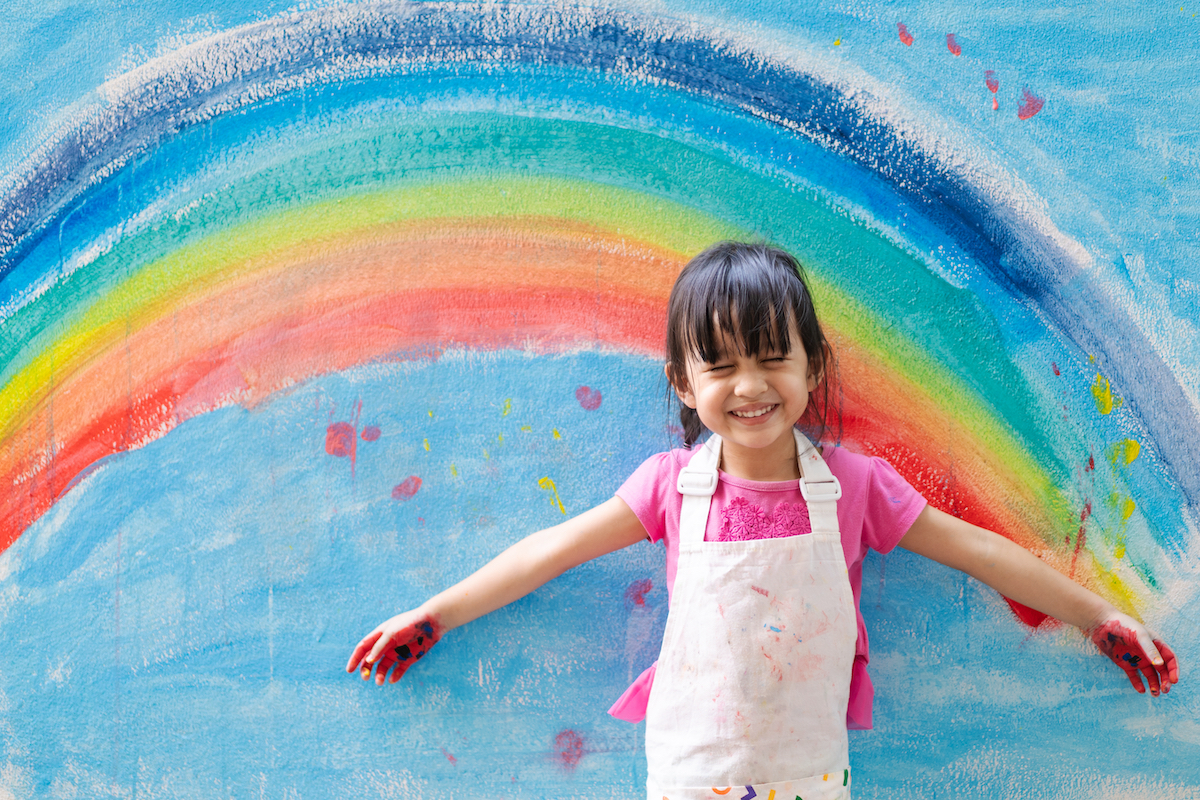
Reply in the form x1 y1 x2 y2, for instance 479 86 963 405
671 314 818 472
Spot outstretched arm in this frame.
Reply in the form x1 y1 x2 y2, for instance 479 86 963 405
898 505 1179 696
346 496 649 685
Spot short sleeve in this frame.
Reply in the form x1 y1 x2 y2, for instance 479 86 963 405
860 456 927 555
615 452 678 544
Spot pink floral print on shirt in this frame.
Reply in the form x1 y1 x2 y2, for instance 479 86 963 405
718 497 812 541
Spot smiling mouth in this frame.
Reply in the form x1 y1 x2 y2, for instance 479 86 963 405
731 405 777 419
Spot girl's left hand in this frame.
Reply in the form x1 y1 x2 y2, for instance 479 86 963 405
1085 610 1179 696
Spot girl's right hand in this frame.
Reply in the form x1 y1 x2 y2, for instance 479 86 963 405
1085 610 1179 697
346 610 444 686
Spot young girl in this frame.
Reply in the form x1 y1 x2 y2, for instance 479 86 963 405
347 242 1179 799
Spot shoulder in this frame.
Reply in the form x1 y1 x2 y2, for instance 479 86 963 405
623 448 694 483
823 445 924 501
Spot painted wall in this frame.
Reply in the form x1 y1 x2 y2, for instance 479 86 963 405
1 2 1197 797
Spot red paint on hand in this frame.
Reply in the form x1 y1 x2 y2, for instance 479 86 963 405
625 578 653 607
361 425 381 442
985 70 999 93
392 475 422 500
575 385 602 410
1017 88 1044 120
946 33 961 56
897 23 914 46
1088 614 1179 696
555 729 585 768
352 613 445 685
326 422 356 457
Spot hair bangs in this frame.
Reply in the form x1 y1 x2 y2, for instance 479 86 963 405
679 252 801 365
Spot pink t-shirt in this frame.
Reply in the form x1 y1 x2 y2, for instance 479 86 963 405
613 444 927 730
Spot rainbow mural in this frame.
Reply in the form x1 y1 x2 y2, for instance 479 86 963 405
1 2 1196 798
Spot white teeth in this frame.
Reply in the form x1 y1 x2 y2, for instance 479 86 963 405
732 405 774 418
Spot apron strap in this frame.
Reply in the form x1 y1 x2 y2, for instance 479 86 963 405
676 429 841 545
677 436 721 546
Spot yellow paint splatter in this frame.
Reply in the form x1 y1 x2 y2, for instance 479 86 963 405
553 428 562 440
502 398 512 417
1091 373 1114 415
520 425 532 433
497 432 503 444
1108 438 1140 466
834 37 841 45
1114 540 1126 560
428 410 434 418
450 463 458 477
483 448 489 460
1120 496 1136 521
423 438 430 452
538 477 567 515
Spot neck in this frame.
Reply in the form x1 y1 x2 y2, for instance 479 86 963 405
718 431 802 482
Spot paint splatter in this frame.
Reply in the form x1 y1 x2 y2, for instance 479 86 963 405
554 729 584 769
1111 493 1136 521
392 476 422 500
897 22 914 46
1051 361 1059 376
1017 87 1045 120
1091 373 1115 414
441 748 457 766
1004 597 1050 628
986 70 1000 110
751 585 769 597
575 386 602 410
1086 454 1095 472
423 438 431 451
326 422 356 458
1110 439 1141 465
538 476 567 515
946 33 961 56
502 398 512 416
360 425 381 442
625 578 653 607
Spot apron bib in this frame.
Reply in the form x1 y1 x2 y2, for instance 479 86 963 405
643 430 857 800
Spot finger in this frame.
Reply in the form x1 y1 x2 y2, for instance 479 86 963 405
347 632 382 672
1140 661 1162 696
373 654 397 686
367 626 411 665
1132 626 1164 667
1122 665 1145 694
1155 640 1180 685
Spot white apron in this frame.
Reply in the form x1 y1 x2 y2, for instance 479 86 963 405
643 430 857 800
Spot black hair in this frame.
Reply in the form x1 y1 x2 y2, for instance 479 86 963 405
665 241 837 448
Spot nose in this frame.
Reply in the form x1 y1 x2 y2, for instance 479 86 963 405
734 365 768 397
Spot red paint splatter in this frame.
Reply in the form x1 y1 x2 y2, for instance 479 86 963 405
1080 501 1092 522
575 386 602 411
992 95 999 111
1051 361 1060 376
1086 455 1095 472
625 578 653 607
1004 597 1050 628
985 70 999 93
326 422 356 458
946 33 961 56
751 585 769 597
361 425 381 442
441 748 457 765
555 730 584 769
897 22 914 46
1017 88 1044 120
392 476 422 500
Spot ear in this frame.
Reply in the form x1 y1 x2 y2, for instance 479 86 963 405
665 363 697 409
807 362 822 392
